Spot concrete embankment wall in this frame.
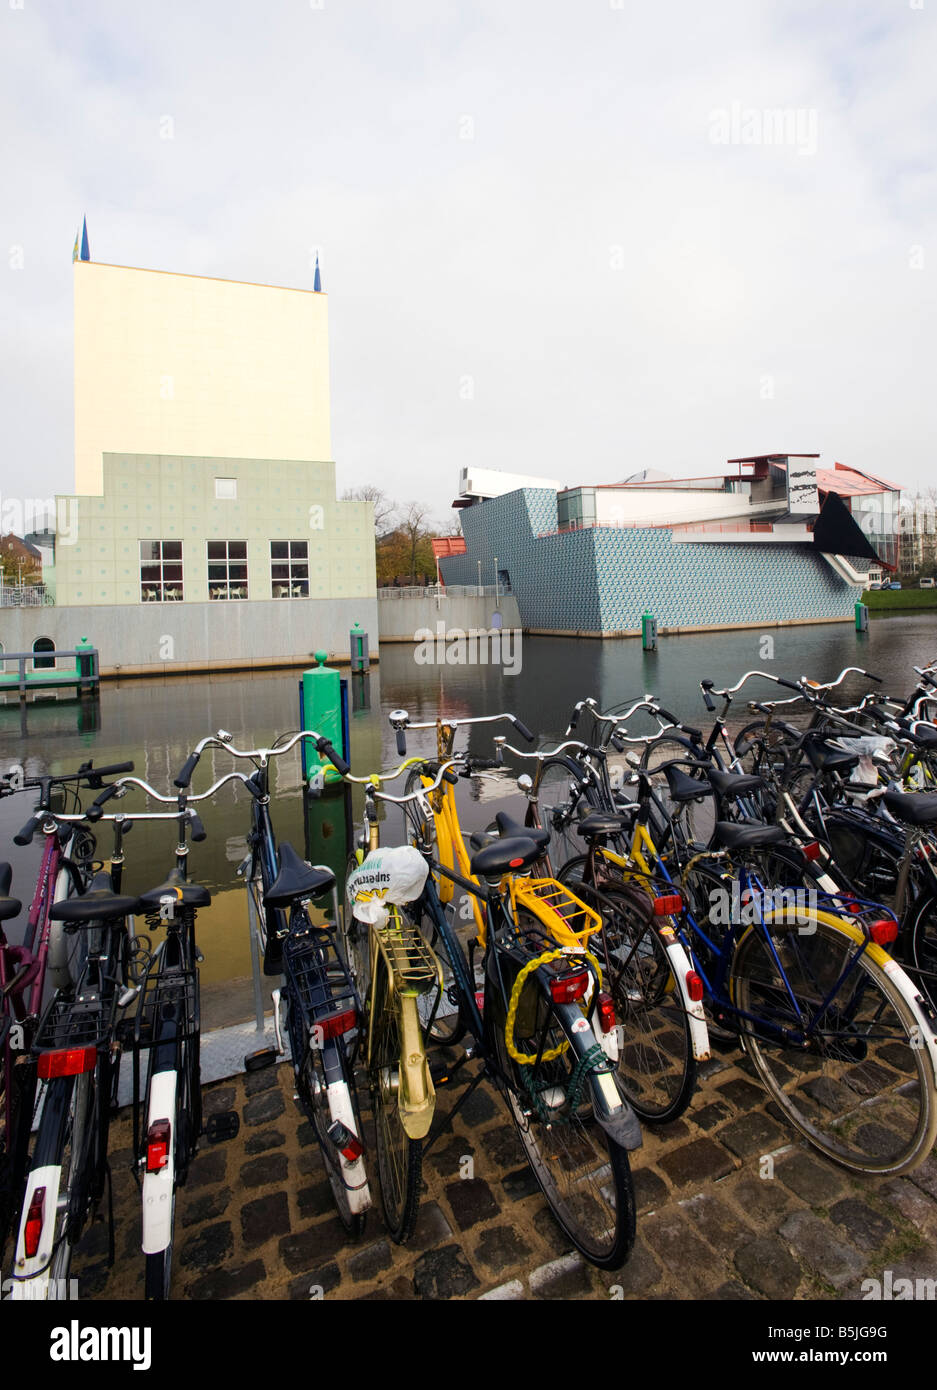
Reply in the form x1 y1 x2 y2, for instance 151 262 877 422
0 597 379 677
376 593 523 641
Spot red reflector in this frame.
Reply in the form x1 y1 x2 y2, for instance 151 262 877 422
146 1118 171 1173
327 1119 363 1161
508 857 525 868
340 1135 363 1161
597 991 616 1034
845 900 861 914
870 919 899 947
803 841 821 861
318 1008 357 1040
474 991 485 1012
37 1044 97 1079
686 971 704 1002
24 1186 45 1258
653 894 683 916
550 970 589 1004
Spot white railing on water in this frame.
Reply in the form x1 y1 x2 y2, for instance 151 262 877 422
377 584 508 600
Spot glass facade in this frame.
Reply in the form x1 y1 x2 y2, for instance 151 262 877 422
140 540 183 602
270 540 309 597
207 540 248 599
847 491 900 570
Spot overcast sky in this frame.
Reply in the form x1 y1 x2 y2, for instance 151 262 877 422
1 0 934 526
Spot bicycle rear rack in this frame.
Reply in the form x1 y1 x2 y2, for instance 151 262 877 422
374 909 442 996
510 877 602 950
285 929 359 1020
33 994 108 1054
132 964 199 1053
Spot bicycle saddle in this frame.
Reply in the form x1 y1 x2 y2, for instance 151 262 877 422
264 842 336 908
707 769 765 799
138 868 211 911
49 870 140 924
576 812 634 839
470 836 542 879
0 864 21 921
494 811 550 852
713 821 787 851
804 737 859 774
664 766 714 803
882 790 937 826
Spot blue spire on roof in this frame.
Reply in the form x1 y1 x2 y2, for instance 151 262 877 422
313 253 322 292
80 216 90 262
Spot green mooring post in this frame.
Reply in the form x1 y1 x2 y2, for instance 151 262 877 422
641 611 658 651
350 623 369 672
75 636 96 690
302 651 344 786
855 601 869 633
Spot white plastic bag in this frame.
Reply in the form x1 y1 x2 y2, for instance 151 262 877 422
346 846 429 926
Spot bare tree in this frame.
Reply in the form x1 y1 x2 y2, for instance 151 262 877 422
341 485 397 538
399 501 432 583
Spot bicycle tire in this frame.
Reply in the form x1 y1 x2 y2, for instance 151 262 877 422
486 973 635 1268
906 892 937 1011
369 954 422 1243
536 757 604 873
584 881 697 1124
731 913 937 1176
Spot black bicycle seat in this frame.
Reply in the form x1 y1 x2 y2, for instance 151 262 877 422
138 875 212 911
707 769 766 799
713 821 787 851
883 790 937 827
494 811 549 852
49 870 140 924
664 766 714 803
470 836 542 879
264 842 336 908
0 897 22 922
577 812 633 839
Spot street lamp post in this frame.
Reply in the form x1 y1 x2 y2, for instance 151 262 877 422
477 560 481 595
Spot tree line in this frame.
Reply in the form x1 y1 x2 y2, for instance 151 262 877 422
341 485 456 587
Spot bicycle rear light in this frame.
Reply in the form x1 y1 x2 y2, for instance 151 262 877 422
686 971 705 1003
317 1008 357 1041
802 841 821 861
869 920 899 947
327 1119 363 1161
146 1118 171 1173
550 969 590 1004
653 894 683 916
23 1186 45 1258
37 1044 97 1080
596 992 616 1033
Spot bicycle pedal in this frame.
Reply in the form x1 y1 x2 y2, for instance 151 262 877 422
428 1057 453 1085
244 1047 277 1072
203 1111 240 1144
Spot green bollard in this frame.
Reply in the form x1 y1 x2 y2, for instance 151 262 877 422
855 602 869 633
302 651 344 787
641 612 658 651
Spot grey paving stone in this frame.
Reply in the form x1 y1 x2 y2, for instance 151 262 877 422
244 1128 285 1155
409 1199 455 1251
202 1085 237 1117
691 1101 732 1132
478 1279 525 1300
243 1089 285 1126
445 1177 500 1231
240 1192 290 1249
460 1088 498 1125
642 1209 730 1297
725 1174 797 1224
180 1220 233 1270
243 1067 279 1096
349 1239 393 1282
710 1280 758 1300
735 1236 803 1299
413 1244 480 1299
717 1078 764 1109
717 1111 788 1159
775 1150 844 1205
779 1210 865 1288
288 1263 342 1300
181 1186 232 1229
680 1192 753 1256
829 1198 895 1254
473 1223 532 1273
186 1259 266 1300
603 1236 661 1296
297 1182 340 1221
186 1149 226 1189
278 1219 347 1271
633 1167 669 1212
239 1152 288 1188
658 1137 735 1187
529 1252 592 1299
501 1166 539 1201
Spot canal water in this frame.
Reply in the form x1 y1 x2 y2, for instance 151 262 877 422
2 615 934 1028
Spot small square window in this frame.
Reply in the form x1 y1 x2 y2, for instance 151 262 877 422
215 478 237 501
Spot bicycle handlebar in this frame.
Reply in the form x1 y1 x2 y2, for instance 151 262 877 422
175 729 349 783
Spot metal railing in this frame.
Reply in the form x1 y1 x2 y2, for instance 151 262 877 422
377 583 508 600
0 584 52 607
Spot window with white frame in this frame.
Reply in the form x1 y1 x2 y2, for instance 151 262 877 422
207 541 248 599
215 478 237 500
140 541 183 602
270 540 309 597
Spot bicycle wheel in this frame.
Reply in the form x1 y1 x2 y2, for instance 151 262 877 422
487 976 635 1268
407 903 466 1046
639 736 716 847
731 914 937 1175
536 757 602 873
905 892 937 1011
368 955 422 1243
585 882 696 1124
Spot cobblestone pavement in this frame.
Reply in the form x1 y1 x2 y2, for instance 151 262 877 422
73 1035 937 1303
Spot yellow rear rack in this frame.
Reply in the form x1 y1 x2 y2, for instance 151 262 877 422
374 906 443 996
509 877 602 950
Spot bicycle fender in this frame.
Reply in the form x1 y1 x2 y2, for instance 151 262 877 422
397 994 436 1140
659 931 711 1062
589 1072 644 1151
142 1069 177 1255
10 1164 63 1292
326 1080 371 1215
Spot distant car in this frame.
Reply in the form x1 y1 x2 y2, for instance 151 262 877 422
920 577 935 589
869 582 882 590
890 581 902 590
